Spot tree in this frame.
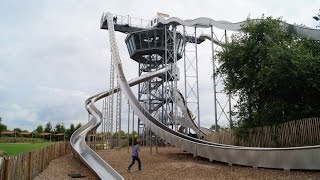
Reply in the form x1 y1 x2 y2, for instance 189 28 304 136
65 123 76 140
0 123 7 132
44 122 52 133
13 128 22 133
75 123 82 130
112 130 126 139
54 122 66 133
217 16 320 130
35 125 44 134
209 124 221 131
69 123 76 134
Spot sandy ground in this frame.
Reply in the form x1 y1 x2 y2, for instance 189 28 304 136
34 146 320 180
33 153 96 180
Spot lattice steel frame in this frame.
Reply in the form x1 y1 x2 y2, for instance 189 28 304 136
183 26 201 136
136 26 180 135
138 54 165 137
115 81 122 148
107 53 115 148
211 28 233 130
164 25 179 131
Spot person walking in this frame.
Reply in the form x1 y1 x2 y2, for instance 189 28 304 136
113 16 118 24
127 139 142 172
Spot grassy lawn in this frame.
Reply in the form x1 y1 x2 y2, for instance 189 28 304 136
0 142 53 156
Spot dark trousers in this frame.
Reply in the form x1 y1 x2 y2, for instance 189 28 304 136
128 156 141 171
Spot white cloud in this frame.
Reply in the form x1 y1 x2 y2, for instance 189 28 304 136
5 104 38 122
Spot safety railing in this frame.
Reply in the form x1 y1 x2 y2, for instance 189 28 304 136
101 12 150 29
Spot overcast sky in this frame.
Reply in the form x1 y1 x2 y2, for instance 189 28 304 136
0 0 319 132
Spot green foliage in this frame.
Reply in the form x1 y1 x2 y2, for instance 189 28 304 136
35 125 44 134
13 128 22 133
44 122 52 133
0 123 7 132
75 123 82 129
54 122 65 133
65 123 75 140
112 130 126 139
209 124 221 131
218 16 320 130
69 123 75 133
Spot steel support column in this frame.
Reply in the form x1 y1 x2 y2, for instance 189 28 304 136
183 26 200 137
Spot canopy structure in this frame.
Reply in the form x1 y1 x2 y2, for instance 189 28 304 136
19 132 34 138
0 131 16 135
54 133 66 141
39 132 53 141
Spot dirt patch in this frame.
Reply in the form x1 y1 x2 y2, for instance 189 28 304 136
33 153 96 180
35 146 320 180
98 146 320 180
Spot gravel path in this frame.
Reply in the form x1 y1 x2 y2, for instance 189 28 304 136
33 153 96 180
35 146 320 180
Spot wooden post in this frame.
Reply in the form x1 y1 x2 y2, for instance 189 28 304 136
65 142 67 155
40 149 44 172
4 159 10 180
28 152 32 180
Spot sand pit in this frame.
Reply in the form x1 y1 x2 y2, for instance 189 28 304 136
35 146 320 180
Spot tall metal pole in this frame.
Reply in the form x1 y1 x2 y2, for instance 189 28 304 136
106 97 109 145
195 26 201 138
132 111 135 150
183 25 187 106
149 127 152 154
172 25 178 131
164 25 172 129
183 26 189 134
101 100 105 133
225 30 233 128
116 81 122 149
108 52 115 149
127 100 130 153
211 26 218 132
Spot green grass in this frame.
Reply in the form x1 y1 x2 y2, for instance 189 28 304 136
0 142 53 156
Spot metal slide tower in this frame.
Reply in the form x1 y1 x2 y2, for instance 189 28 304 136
128 19 184 135
101 13 212 141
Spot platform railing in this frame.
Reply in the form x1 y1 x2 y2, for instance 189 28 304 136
101 12 150 29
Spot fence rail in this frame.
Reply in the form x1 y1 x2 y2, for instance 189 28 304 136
0 142 71 180
206 117 320 147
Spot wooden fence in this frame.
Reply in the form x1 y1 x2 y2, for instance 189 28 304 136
206 117 320 147
0 142 71 180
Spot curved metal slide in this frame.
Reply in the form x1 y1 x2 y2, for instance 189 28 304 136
70 13 320 179
70 65 171 179
172 88 208 137
157 16 320 40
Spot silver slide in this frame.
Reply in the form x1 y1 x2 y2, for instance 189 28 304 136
70 65 171 179
70 13 320 178
157 17 320 40
172 88 207 137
